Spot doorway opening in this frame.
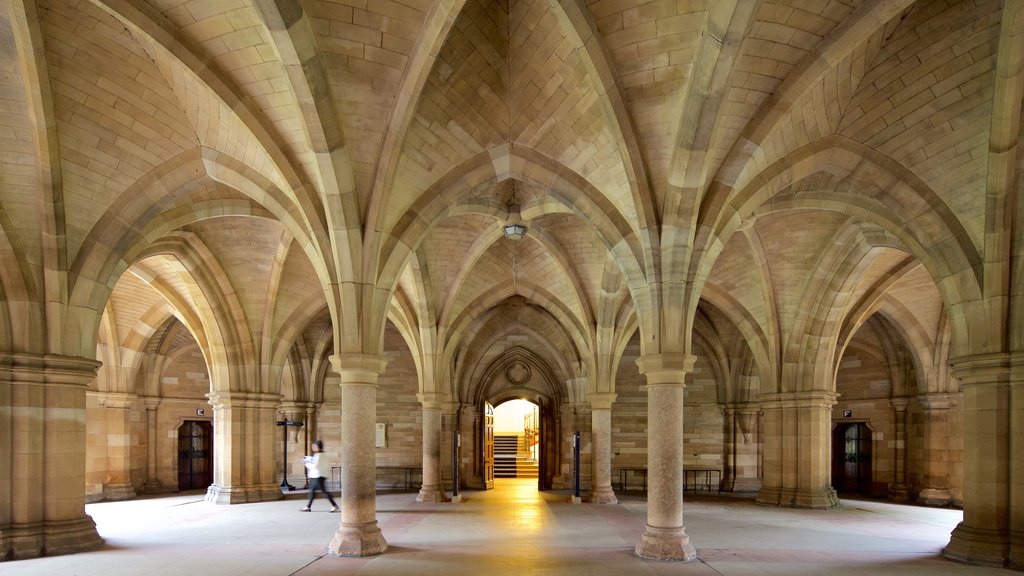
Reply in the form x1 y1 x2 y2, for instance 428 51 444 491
489 399 540 484
832 422 872 496
178 420 213 491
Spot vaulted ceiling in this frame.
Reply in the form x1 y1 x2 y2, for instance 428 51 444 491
2 0 1010 397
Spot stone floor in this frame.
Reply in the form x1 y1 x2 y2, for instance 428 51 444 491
4 479 1015 575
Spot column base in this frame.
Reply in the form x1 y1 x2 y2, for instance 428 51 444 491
5 522 44 560
755 486 784 506
1011 529 1024 571
416 485 448 503
887 484 909 502
944 522 1009 567
793 487 838 509
5 516 104 560
328 521 387 557
917 488 952 507
588 485 618 504
102 482 137 501
728 478 762 493
142 479 164 494
205 483 283 505
756 486 836 508
634 525 697 561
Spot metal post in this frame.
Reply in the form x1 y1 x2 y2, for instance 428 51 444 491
277 419 303 491
452 430 460 498
573 430 580 499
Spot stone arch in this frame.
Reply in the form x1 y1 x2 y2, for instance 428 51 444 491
376 145 647 317
0 223 35 353
694 139 984 361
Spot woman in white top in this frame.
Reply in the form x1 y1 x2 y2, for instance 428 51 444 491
301 439 338 512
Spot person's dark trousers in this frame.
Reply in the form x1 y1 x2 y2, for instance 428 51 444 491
305 476 338 508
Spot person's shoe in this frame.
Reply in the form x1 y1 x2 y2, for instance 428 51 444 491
330 506 339 513
300 507 311 512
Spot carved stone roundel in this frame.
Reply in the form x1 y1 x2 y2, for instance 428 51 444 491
505 362 530 386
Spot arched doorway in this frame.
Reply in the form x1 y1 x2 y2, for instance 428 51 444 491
476 392 557 491
491 399 541 482
832 422 872 496
178 420 213 491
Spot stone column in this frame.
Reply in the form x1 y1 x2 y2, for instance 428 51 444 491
329 354 388 557
205 391 282 504
417 393 447 502
564 377 588 491
634 354 696 561
279 402 306 488
1 354 104 560
588 393 617 504
917 393 953 506
142 397 162 493
944 354 1013 567
757 391 838 508
1012 359 1023 570
732 405 762 492
304 403 318 490
440 402 460 493
888 397 909 502
457 403 480 489
97 392 137 501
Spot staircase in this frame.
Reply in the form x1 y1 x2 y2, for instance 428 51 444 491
493 435 538 478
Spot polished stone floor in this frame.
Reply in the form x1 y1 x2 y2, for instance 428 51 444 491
4 479 1015 575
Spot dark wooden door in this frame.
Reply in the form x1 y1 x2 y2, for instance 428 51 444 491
178 420 213 491
832 423 871 495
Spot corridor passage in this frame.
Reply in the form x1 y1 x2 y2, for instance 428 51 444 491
4 481 1011 576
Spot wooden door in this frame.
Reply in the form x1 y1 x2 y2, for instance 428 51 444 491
484 402 494 490
178 420 213 491
832 422 872 495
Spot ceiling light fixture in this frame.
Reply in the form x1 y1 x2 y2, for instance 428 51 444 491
503 182 527 241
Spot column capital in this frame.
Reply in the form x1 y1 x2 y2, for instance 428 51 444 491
417 392 444 409
91 391 137 409
889 396 910 411
917 392 954 411
588 392 617 410
205 391 282 409
329 353 388 385
758 390 838 410
950 352 1024 384
636 353 695 387
721 402 761 416
1 352 101 386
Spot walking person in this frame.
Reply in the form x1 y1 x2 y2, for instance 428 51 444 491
301 439 338 512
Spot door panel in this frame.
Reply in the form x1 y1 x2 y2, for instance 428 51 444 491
484 402 494 490
178 420 213 491
832 423 871 495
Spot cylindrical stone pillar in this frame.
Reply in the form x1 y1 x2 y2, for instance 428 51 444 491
329 354 388 557
588 393 616 504
417 394 447 502
635 354 696 561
